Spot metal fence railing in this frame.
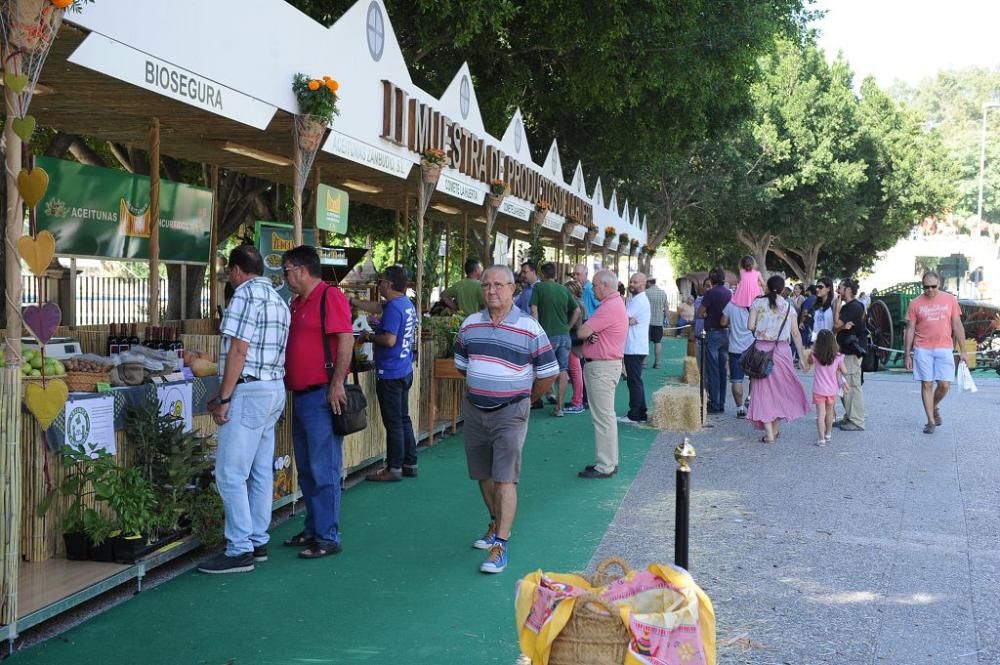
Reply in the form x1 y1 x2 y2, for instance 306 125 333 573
21 275 210 326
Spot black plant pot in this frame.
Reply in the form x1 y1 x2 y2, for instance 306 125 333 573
88 537 115 562
63 532 89 561
111 535 147 564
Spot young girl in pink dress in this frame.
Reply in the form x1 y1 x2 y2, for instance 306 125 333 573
732 255 766 307
807 329 849 446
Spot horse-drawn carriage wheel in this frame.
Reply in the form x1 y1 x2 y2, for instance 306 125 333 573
866 299 893 367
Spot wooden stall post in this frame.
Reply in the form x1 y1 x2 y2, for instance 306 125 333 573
393 207 400 263
148 118 161 326
1 81 24 633
209 165 220 316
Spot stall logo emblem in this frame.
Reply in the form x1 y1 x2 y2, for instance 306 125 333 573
121 198 151 238
67 407 91 446
44 198 68 218
326 189 342 216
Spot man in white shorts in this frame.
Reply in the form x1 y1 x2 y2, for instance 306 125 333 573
903 270 967 434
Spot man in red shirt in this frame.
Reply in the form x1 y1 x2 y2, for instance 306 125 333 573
281 246 354 558
903 270 967 434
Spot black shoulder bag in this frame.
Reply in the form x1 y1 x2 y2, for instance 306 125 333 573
740 300 791 379
320 285 368 436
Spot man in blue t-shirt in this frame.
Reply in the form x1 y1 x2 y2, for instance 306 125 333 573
351 265 418 482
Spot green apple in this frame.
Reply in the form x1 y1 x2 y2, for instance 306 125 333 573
52 360 65 375
29 355 43 370
21 362 31 375
29 369 41 377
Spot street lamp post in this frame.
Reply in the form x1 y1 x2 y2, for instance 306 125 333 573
976 97 1000 236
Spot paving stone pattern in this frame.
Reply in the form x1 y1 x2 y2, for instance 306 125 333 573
593 370 1000 664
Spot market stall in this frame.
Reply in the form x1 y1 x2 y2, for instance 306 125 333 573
0 0 650 649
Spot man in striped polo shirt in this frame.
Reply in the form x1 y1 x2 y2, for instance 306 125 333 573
454 265 558 574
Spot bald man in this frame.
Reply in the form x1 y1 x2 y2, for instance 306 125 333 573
621 273 651 424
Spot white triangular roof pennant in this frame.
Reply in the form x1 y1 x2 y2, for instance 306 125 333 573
593 178 604 208
500 108 532 160
439 62 486 136
632 208 640 228
608 189 619 216
571 162 586 194
541 139 564 184
622 199 630 224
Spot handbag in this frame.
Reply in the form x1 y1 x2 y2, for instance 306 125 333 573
740 301 790 379
319 285 368 436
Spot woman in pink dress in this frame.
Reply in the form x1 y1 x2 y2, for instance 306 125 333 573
747 275 810 442
731 255 767 307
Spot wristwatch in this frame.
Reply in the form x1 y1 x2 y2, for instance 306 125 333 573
219 395 232 405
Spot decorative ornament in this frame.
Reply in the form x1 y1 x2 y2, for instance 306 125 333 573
16 166 49 207
18 230 56 276
25 379 68 430
11 114 36 141
3 72 28 93
23 302 61 344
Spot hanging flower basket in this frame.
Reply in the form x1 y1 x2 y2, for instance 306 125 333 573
530 210 547 227
421 148 446 185
487 193 505 209
603 234 616 249
617 240 629 254
586 228 598 244
296 115 329 153
561 220 577 236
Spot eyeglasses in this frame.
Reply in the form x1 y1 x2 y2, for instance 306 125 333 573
282 265 302 277
922 284 939 290
482 282 514 291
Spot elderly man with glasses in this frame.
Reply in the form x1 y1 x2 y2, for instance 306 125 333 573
903 270 968 434
454 265 558 574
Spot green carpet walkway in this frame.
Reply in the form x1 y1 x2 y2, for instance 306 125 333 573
13 339 688 665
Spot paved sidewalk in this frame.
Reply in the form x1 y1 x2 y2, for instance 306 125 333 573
593 369 1000 664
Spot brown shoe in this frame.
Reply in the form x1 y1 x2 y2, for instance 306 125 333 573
402 465 418 478
366 468 402 482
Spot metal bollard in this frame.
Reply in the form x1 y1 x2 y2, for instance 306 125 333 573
674 438 696 570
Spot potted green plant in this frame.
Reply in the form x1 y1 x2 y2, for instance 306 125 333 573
39 443 118 561
183 485 225 548
105 466 158 563
125 403 214 547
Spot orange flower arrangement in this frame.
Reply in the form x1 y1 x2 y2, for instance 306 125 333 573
489 179 507 196
535 200 550 212
293 73 340 123
421 148 448 166
604 226 617 237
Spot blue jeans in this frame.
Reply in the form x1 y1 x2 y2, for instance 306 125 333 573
292 387 344 547
705 330 729 411
375 373 417 470
215 379 286 557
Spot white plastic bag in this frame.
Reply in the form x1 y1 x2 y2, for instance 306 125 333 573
956 361 978 393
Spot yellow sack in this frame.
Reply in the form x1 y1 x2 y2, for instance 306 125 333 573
606 563 716 665
515 571 595 665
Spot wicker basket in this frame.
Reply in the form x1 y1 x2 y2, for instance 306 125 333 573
548 557 632 665
64 369 112 393
22 374 67 384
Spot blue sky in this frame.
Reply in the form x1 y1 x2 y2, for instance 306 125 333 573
813 0 1000 88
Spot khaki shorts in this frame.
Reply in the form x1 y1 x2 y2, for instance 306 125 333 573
461 397 530 483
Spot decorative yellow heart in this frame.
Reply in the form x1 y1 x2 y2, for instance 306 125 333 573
12 115 35 142
18 231 56 276
16 166 48 208
25 379 68 431
3 72 28 94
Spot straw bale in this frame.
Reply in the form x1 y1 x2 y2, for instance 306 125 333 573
682 356 700 385
649 383 702 433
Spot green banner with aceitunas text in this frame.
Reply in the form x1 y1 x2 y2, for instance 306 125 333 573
36 156 213 263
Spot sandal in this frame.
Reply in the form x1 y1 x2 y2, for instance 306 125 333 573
922 423 936 434
760 435 776 443
297 543 342 559
283 532 315 547
933 409 942 426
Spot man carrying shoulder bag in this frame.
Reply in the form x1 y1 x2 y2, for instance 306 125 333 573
282 245 356 560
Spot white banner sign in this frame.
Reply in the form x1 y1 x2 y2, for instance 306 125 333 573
324 131 411 179
437 174 485 205
64 394 117 456
69 35 277 129
493 232 509 267
500 199 531 221
157 382 194 432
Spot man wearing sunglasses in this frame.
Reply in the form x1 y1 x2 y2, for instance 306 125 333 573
903 271 968 434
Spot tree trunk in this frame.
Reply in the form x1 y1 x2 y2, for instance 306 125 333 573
736 230 773 273
165 264 208 320
771 242 822 284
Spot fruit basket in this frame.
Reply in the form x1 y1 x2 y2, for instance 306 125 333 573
20 349 67 381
